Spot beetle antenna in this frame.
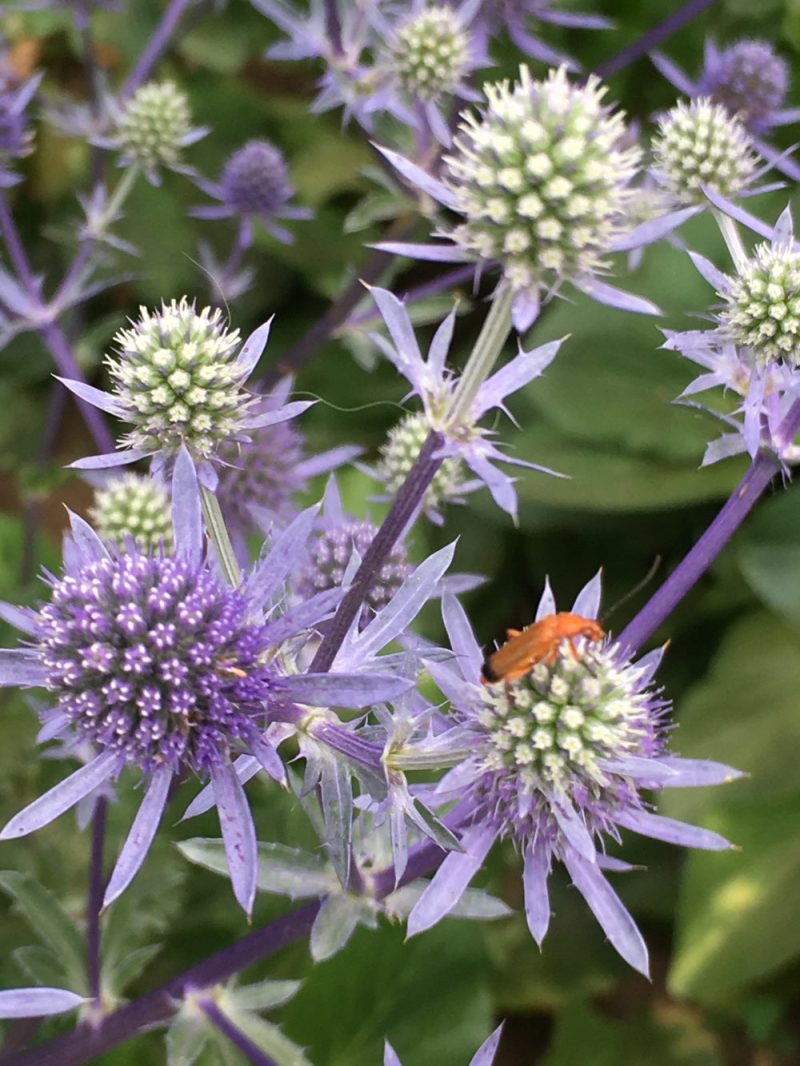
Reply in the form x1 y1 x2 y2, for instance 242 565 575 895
600 556 662 622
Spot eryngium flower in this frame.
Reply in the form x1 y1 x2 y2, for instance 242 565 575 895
110 81 206 181
192 140 311 244
298 518 412 621
0 53 39 186
651 38 800 180
385 1024 503 1066
90 473 173 551
0 453 412 915
379 411 467 517
411 577 741 975
388 4 471 101
699 40 787 134
377 66 660 331
651 98 759 206
62 301 311 485
720 242 800 368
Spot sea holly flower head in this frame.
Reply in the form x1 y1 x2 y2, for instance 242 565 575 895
408 576 742 975
89 473 173 551
192 139 312 244
379 411 468 519
651 98 759 207
0 454 414 915
108 81 207 182
651 38 800 181
62 299 313 486
377 65 661 331
720 241 800 369
368 286 564 520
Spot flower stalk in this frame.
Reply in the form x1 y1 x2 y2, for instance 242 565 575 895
200 485 242 588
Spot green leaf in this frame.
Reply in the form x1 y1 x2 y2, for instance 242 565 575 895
737 486 800 627
167 1011 210 1066
12 944 67 987
279 920 491 1066
229 981 303 1013
310 893 377 962
541 999 720 1066
220 1009 312 1066
0 871 86 993
177 839 337 898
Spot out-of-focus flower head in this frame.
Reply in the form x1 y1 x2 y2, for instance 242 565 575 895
664 205 800 467
89 472 174 551
102 81 208 184
367 286 564 521
452 0 611 70
407 577 741 975
295 478 412 627
651 38 800 181
214 376 361 553
0 455 415 916
374 0 488 145
192 139 312 245
60 298 314 487
0 46 40 187
377 65 662 332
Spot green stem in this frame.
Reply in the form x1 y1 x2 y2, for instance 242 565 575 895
92 166 140 237
445 282 515 426
200 485 242 587
713 209 748 273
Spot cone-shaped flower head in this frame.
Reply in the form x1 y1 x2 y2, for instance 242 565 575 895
719 242 800 369
37 551 273 775
698 40 788 135
379 411 466 516
445 65 640 296
409 576 741 974
113 80 195 174
388 4 471 102
651 98 758 206
108 300 251 461
90 473 173 551
220 139 293 218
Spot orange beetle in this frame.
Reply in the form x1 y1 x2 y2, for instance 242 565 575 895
481 612 604 684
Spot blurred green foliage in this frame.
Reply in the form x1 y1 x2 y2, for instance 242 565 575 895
1 0 800 1063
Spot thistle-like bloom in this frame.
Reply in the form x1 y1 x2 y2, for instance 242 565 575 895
377 65 660 331
651 38 800 180
375 0 487 145
454 0 611 70
409 577 741 975
378 412 469 519
0 50 40 187
296 478 412 625
192 139 311 245
367 286 564 520
104 81 207 184
60 299 312 486
663 205 800 466
0 452 412 915
651 98 759 207
215 376 361 551
89 473 173 551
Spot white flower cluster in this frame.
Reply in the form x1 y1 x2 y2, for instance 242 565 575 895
721 242 800 368
388 5 470 101
90 474 173 551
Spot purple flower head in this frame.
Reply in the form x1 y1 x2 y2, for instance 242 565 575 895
296 478 412 626
408 576 742 975
376 66 662 331
368 285 565 520
215 376 361 548
102 81 208 185
0 452 415 915
192 139 312 245
651 38 800 181
0 50 40 187
453 0 611 70
663 205 800 466
373 0 488 145
62 299 314 488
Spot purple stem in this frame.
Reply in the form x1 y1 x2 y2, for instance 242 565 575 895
86 798 108 1003
323 0 343 57
594 0 717 79
20 385 67 583
120 0 199 102
309 430 445 672
620 400 800 651
196 997 278 1066
0 193 114 453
